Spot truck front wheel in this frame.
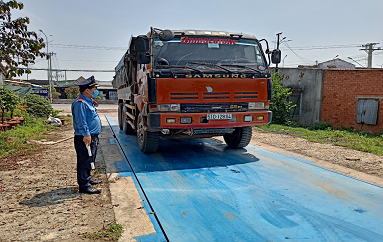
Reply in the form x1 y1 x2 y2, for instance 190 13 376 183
224 126 252 148
137 114 159 153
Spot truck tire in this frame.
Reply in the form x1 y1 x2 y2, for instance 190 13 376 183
224 126 252 148
137 114 159 153
123 105 135 135
118 103 124 130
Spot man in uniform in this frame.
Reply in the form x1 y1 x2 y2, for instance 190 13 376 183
71 76 102 194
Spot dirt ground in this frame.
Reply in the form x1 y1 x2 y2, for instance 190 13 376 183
1 110 383 241
0 122 115 242
250 128 383 186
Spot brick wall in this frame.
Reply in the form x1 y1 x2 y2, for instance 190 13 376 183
321 69 383 134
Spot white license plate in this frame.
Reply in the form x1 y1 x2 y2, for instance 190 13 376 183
206 113 232 120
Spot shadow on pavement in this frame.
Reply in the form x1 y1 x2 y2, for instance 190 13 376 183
19 187 81 207
113 124 260 173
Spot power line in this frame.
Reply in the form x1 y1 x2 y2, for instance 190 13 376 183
50 42 367 52
50 43 127 50
280 44 361 51
20 67 115 72
282 42 314 65
57 59 117 63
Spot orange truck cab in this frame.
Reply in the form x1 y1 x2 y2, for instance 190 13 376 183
113 28 281 153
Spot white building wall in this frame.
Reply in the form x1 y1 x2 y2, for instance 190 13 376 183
318 59 355 69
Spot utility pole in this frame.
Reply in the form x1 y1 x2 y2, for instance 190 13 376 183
39 29 52 103
275 32 283 72
360 43 381 68
49 52 54 103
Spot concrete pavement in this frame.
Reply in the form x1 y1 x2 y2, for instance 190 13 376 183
97 115 157 241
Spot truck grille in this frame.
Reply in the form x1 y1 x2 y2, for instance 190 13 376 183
234 92 258 99
170 93 198 100
169 92 258 100
181 103 248 113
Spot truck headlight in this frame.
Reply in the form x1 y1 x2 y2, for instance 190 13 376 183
157 104 180 112
248 102 265 110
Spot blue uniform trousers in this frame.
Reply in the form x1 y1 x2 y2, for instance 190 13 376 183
74 134 99 190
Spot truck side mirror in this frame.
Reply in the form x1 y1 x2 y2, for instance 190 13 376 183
136 35 149 53
136 52 150 64
271 49 281 64
135 35 150 64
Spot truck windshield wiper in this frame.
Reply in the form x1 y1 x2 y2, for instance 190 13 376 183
187 62 233 73
221 64 261 73
156 64 203 73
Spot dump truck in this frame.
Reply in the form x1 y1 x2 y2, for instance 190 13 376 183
113 28 281 153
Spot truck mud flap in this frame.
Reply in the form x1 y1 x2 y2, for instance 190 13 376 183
147 113 161 128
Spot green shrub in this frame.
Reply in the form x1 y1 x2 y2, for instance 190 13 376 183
340 126 356 132
24 94 53 118
83 223 122 241
51 109 63 118
0 113 50 158
269 72 296 125
0 86 21 122
64 86 79 99
308 122 332 130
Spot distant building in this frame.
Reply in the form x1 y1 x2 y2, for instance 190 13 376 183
298 58 356 69
55 76 116 100
317 58 355 69
19 76 116 100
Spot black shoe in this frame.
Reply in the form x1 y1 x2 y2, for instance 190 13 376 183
90 180 102 185
79 187 101 194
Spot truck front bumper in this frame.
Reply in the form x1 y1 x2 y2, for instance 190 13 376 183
147 111 272 130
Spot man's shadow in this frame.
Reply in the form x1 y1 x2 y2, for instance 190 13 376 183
19 187 81 207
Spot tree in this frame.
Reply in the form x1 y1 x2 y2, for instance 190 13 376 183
64 86 79 99
269 72 296 125
0 86 21 122
51 86 61 99
0 1 46 78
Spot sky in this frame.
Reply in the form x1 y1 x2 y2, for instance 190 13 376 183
11 0 383 82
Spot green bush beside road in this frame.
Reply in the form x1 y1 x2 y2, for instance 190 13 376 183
0 115 48 158
0 91 72 159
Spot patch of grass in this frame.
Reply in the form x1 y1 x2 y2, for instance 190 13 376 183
0 110 73 159
0 114 51 158
83 223 122 241
256 124 383 156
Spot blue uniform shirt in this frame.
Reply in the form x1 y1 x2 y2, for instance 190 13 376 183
71 94 101 136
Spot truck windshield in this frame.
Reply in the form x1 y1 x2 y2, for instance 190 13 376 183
152 36 267 72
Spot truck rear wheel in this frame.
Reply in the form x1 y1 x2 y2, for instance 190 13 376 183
118 103 123 130
224 126 252 148
137 114 159 153
123 105 135 135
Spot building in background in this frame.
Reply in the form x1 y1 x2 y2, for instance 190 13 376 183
317 58 356 69
25 76 117 100
298 58 356 69
274 67 382 134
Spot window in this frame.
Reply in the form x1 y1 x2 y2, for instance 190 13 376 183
288 89 303 117
356 99 379 125
152 37 267 68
